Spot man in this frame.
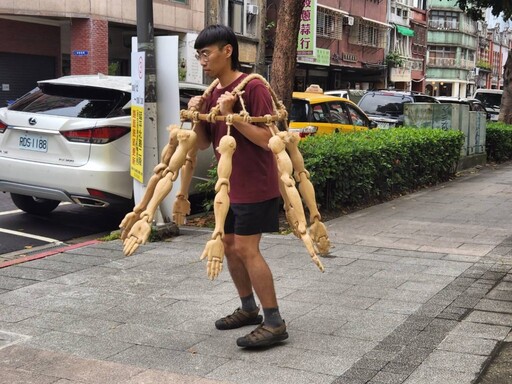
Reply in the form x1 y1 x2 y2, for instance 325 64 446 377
188 24 287 348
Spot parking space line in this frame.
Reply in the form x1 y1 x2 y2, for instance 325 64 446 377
0 227 61 243
0 209 22 216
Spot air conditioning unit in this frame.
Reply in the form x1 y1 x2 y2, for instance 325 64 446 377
344 16 354 26
247 4 259 15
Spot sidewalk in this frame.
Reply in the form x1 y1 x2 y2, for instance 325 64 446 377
1 163 512 384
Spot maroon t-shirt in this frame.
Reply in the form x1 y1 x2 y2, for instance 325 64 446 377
204 74 280 203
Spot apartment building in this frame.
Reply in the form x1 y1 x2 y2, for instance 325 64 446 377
0 0 207 107
387 0 428 92
425 0 479 98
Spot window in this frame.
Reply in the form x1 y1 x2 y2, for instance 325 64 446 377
228 0 244 34
428 46 456 66
221 0 258 37
345 104 366 126
326 102 350 124
429 10 459 30
317 7 343 40
349 18 387 49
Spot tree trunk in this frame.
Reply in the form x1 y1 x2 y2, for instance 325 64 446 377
269 0 305 112
499 51 512 124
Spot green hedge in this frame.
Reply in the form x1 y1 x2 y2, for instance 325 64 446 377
486 122 512 163
298 128 464 209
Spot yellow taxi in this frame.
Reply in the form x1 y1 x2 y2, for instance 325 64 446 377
289 85 376 138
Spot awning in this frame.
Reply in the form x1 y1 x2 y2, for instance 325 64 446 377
395 25 414 37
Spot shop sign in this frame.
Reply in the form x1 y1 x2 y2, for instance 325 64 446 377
298 48 330 66
297 0 317 56
342 53 357 63
390 67 412 82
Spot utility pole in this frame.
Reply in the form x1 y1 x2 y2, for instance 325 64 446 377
136 0 158 185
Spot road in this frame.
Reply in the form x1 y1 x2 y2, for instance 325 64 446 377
0 191 131 257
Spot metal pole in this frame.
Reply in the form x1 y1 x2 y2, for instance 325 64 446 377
136 0 168 225
136 0 158 184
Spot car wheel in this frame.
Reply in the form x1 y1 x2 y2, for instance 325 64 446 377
10 193 60 215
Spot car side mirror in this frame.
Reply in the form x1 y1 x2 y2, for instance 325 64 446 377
370 121 378 129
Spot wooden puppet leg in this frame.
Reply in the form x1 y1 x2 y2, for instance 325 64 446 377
120 125 181 240
122 130 197 256
200 135 236 280
269 135 324 272
280 131 331 255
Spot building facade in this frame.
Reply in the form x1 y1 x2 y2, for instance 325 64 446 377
0 0 206 107
425 0 479 98
1 0 509 108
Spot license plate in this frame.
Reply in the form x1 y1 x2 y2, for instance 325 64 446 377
19 133 48 152
377 122 390 129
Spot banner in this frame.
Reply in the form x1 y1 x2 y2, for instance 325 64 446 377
130 51 145 183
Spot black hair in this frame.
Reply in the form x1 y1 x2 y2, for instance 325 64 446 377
194 24 240 71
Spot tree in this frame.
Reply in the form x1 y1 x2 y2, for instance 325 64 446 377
457 0 512 124
268 0 305 112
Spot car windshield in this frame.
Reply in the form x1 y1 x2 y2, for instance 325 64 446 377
8 84 131 118
359 94 412 116
474 93 502 109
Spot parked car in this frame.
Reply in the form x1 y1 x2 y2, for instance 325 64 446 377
290 90 376 138
0 74 208 215
436 96 490 120
473 89 503 121
324 89 367 104
357 90 439 129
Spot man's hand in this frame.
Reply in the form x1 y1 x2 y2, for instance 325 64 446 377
218 91 236 115
188 95 204 112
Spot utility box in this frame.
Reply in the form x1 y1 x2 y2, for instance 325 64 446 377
404 103 486 157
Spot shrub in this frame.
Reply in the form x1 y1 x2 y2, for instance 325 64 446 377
486 122 512 163
298 128 464 209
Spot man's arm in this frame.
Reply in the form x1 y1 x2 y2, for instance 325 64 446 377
188 96 211 150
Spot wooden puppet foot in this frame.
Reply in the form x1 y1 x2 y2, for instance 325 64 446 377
200 235 225 280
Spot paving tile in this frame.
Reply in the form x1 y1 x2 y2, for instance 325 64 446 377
25 330 133 360
206 359 336 384
108 345 230 376
421 350 487 374
464 310 512 327
0 275 38 290
437 334 498 356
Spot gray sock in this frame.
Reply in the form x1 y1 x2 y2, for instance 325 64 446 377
240 293 258 313
263 307 284 328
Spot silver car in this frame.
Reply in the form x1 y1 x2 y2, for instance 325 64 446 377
0 75 209 215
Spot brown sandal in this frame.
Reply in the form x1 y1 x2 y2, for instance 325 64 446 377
236 322 288 348
215 308 263 330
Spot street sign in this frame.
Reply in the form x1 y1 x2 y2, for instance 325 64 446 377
72 50 89 56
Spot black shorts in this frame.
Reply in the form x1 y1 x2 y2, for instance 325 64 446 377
224 197 280 236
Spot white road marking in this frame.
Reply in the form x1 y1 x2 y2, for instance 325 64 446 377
0 227 62 243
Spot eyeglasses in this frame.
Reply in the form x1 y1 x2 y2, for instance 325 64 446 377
195 49 216 62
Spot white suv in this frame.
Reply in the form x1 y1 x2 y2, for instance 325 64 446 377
0 75 208 215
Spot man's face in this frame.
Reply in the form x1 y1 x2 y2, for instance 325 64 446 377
195 44 230 77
